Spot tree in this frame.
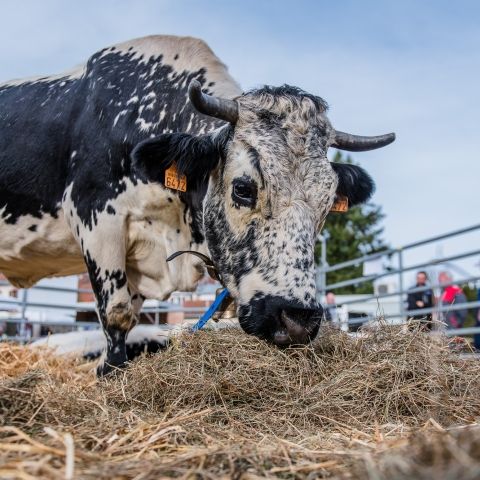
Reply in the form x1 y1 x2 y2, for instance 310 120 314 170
314 151 389 294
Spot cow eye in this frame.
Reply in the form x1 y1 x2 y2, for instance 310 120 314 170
232 178 257 207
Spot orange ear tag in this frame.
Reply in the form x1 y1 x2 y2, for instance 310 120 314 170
330 195 349 213
164 163 187 192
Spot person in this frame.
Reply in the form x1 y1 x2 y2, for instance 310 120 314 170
324 291 339 323
406 271 434 329
438 271 467 329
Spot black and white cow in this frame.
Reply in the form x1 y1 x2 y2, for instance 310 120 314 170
0 35 394 375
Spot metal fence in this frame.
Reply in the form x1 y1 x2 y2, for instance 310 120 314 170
316 223 480 337
0 280 212 341
1 223 479 342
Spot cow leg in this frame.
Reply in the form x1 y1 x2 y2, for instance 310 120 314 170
86 256 137 376
77 221 137 376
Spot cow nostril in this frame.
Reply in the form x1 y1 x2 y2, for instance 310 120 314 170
272 324 308 345
281 310 309 339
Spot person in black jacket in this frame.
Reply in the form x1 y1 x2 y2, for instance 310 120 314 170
406 271 434 329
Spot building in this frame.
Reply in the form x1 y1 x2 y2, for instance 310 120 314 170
75 273 219 326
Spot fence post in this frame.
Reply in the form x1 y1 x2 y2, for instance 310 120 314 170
398 249 405 322
339 305 349 332
20 289 28 338
316 233 328 300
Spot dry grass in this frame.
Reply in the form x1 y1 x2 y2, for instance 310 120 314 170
1 323 480 479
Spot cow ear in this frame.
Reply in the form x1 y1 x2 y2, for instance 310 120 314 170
131 133 221 190
330 162 375 206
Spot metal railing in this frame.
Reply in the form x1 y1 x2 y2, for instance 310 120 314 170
316 223 480 337
0 279 213 341
1 223 479 342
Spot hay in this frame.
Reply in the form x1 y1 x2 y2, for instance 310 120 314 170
1 324 480 479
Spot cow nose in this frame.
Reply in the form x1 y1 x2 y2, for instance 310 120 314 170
273 308 319 346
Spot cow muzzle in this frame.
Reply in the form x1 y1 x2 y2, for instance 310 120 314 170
239 296 322 346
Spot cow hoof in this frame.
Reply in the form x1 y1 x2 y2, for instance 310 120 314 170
96 359 127 377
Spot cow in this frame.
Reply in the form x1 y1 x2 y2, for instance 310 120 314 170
0 35 395 375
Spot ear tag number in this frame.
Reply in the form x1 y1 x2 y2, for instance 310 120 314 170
165 163 187 192
330 195 348 212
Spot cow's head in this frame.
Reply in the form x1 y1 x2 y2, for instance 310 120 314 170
133 81 394 346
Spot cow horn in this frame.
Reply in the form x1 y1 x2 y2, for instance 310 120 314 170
188 80 239 124
332 130 396 152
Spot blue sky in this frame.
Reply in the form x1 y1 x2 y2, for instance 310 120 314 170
0 0 478 272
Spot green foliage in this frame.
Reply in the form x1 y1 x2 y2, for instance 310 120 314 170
461 283 478 327
314 152 389 294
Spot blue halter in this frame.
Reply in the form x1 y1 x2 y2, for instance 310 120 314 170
190 288 230 332
166 251 232 333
